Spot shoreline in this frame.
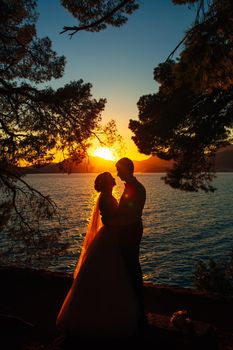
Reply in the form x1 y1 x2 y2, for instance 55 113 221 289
0 266 233 348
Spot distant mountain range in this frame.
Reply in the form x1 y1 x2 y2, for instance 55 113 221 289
22 155 173 174
23 145 233 174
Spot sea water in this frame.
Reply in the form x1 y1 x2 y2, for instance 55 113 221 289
5 173 233 288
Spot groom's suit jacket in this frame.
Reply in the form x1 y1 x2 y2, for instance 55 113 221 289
117 176 146 251
118 176 146 225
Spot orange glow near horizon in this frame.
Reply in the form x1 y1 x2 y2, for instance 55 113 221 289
92 147 117 161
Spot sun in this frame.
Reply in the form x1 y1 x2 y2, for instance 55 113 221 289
92 147 116 161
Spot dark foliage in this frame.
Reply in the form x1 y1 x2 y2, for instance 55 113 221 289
129 0 233 192
193 249 233 295
0 0 106 264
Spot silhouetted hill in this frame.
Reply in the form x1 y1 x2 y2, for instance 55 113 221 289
22 155 173 174
214 145 233 171
22 145 233 174
133 156 173 172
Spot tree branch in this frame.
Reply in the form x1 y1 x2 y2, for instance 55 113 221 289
165 32 190 62
165 1 217 62
60 0 133 37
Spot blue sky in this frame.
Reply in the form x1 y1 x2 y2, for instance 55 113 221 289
37 0 196 159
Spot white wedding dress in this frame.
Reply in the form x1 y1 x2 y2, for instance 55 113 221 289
56 194 139 339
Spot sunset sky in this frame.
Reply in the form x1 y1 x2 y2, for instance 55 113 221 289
37 0 196 160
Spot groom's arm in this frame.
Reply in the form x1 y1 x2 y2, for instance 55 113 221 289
109 187 146 226
108 208 142 226
108 215 137 226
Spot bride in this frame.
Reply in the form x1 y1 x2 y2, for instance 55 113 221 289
56 172 139 340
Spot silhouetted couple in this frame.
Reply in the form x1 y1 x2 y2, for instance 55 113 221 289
56 158 147 343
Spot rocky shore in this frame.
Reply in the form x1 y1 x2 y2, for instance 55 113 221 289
0 266 232 349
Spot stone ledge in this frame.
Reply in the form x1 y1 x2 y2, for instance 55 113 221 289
0 266 232 349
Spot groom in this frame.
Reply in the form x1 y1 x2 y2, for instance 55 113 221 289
115 157 147 332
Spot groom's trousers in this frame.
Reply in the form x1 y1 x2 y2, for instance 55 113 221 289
118 221 147 330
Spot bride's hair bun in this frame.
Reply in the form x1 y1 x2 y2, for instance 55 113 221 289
94 172 111 192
